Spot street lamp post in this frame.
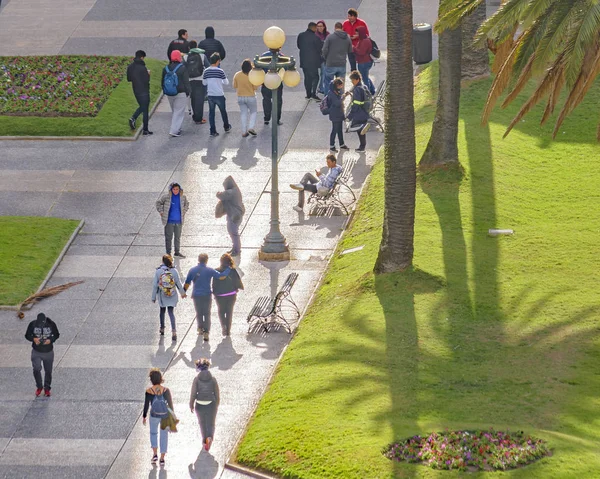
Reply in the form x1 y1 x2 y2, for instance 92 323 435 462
249 26 301 261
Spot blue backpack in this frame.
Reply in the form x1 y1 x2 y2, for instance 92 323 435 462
163 64 182 96
150 389 169 418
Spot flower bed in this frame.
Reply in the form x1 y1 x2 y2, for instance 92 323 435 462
0 55 131 117
383 430 550 472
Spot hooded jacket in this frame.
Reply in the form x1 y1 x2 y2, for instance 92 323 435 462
25 313 60 353
156 184 190 226
326 84 345 122
189 369 220 409
348 81 370 125
322 30 353 68
315 20 330 42
167 36 190 61
216 176 245 225
126 58 150 96
185 47 210 80
297 28 323 70
199 27 226 61
353 26 373 64
161 60 191 95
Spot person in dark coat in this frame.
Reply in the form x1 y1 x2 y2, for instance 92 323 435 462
345 70 370 152
212 254 244 336
126 50 152 135
215 176 245 256
260 50 283 125
199 26 226 61
189 358 220 452
297 22 323 101
167 29 190 61
25 313 60 397
326 78 349 152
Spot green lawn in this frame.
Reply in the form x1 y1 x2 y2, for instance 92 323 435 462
0 217 80 305
234 64 600 478
0 57 165 137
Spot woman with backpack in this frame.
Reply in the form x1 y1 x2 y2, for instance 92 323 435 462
325 77 349 152
143 368 174 466
152 254 186 341
162 50 191 137
213 253 244 336
345 70 370 153
190 358 220 452
353 26 376 95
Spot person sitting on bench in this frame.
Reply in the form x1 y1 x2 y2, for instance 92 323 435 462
289 154 342 212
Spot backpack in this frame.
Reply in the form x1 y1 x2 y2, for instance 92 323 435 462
158 268 176 297
150 389 169 418
370 38 381 60
162 64 182 96
186 52 204 78
319 95 330 115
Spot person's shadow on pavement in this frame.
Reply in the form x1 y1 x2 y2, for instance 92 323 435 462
201 138 228 171
176 336 212 368
211 337 243 371
148 466 168 479
232 140 258 170
188 451 219 478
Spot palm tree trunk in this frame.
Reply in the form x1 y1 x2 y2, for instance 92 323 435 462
374 0 416 273
461 1 490 80
419 24 462 168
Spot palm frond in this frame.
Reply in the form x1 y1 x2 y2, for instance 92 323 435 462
17 281 84 317
436 0 485 32
501 53 536 107
541 56 566 124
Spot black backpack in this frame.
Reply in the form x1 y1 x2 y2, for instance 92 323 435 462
186 52 204 78
370 39 381 60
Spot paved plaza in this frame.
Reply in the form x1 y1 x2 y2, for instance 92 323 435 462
0 1 446 478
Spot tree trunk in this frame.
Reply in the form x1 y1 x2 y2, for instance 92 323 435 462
374 0 416 273
419 24 462 168
461 1 489 80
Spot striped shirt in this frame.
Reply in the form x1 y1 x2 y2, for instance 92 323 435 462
202 66 229 96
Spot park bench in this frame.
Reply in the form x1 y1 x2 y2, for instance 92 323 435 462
247 272 300 333
306 159 356 215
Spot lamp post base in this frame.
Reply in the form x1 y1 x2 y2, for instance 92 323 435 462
258 249 291 262
258 238 290 261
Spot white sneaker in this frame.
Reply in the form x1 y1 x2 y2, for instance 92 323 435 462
289 183 304 191
360 123 371 135
293 205 303 212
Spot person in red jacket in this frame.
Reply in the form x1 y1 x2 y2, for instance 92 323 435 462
353 26 376 95
342 8 369 71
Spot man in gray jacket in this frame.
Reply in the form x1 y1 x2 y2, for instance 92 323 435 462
216 176 245 256
156 182 190 258
322 22 353 95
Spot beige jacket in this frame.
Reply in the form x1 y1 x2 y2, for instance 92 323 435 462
156 191 189 226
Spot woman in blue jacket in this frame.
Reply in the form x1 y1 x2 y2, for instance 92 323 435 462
346 70 370 152
326 77 349 152
152 254 186 341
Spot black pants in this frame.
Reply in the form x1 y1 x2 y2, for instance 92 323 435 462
357 131 367 149
298 172 319 208
190 81 206 122
195 402 217 443
348 52 357 72
261 84 283 122
193 295 212 333
215 294 237 336
330 121 345 147
302 67 319 97
31 349 54 390
132 93 150 131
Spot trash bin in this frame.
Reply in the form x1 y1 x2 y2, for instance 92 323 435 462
413 23 432 65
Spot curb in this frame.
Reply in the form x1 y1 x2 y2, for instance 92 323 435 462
0 93 164 142
224 462 278 479
0 218 85 312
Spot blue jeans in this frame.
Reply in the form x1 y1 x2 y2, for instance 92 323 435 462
357 62 376 95
323 66 346 95
208 96 231 134
149 415 168 453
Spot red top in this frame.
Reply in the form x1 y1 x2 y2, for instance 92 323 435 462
342 18 369 47
353 38 373 64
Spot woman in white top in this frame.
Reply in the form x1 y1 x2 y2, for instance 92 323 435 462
232 59 259 137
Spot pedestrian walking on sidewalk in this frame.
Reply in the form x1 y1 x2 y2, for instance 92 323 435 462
315 21 330 94
190 358 220 452
156 182 189 258
143 368 174 466
152 254 186 341
167 29 190 61
297 22 323 101
326 78 349 152
233 59 259 137
25 313 59 397
162 50 191 137
215 175 245 256
127 50 153 135
260 50 283 125
199 26 226 62
213 254 244 336
345 70 370 152
184 254 231 342
342 8 370 71
203 53 232 137
185 40 210 125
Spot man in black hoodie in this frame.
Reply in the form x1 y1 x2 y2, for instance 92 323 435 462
199 27 226 62
127 50 153 135
167 29 190 61
25 313 60 397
